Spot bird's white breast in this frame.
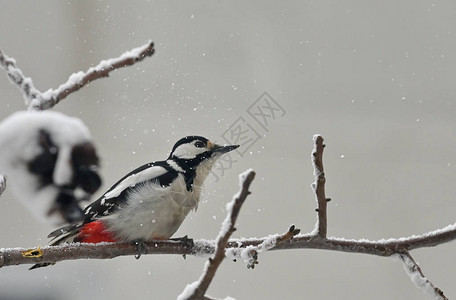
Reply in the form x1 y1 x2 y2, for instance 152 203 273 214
103 173 199 241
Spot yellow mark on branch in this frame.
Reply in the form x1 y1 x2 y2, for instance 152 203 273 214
21 247 43 258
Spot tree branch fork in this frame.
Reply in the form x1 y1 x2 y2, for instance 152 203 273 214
1 40 453 299
0 135 454 300
0 135 453 300
1 221 455 268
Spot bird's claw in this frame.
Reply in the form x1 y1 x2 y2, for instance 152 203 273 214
170 235 194 248
133 239 147 259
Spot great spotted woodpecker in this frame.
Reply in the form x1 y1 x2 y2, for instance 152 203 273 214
30 136 238 269
0 111 101 224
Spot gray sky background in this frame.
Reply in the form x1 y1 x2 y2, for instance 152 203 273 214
1 1 455 299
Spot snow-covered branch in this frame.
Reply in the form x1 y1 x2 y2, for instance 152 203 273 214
0 222 450 269
398 251 448 300
0 49 41 106
0 240 193 268
225 225 301 269
2 223 455 269
0 41 155 110
0 135 453 299
178 169 256 300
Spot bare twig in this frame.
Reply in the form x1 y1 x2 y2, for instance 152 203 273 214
228 221 456 257
276 225 301 245
0 41 155 110
398 251 448 300
225 224 301 269
178 169 256 300
311 134 327 237
0 175 6 197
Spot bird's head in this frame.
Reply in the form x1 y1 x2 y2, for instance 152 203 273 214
169 135 239 169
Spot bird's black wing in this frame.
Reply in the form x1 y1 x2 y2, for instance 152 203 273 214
48 161 180 239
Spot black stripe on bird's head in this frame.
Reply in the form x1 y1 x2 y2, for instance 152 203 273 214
169 135 239 169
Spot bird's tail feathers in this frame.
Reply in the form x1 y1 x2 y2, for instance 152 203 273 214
29 223 83 270
48 222 83 239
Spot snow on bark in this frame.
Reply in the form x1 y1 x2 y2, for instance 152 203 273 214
178 169 255 300
0 41 154 110
396 252 448 300
0 49 41 106
33 41 155 110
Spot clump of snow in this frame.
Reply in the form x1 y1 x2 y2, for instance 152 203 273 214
178 258 237 300
240 245 256 260
29 98 41 109
118 40 153 61
256 234 280 252
176 281 200 300
192 239 216 258
225 244 259 267
227 234 279 262
238 168 254 187
224 248 238 261
178 260 211 300
217 199 234 242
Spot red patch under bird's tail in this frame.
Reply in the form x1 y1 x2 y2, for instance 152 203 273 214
76 220 117 243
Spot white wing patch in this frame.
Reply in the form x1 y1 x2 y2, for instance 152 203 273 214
104 166 167 199
167 159 185 173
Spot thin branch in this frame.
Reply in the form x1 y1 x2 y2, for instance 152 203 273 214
178 169 256 300
311 134 327 237
0 175 6 197
35 41 155 110
398 251 448 300
276 225 301 245
0 240 194 268
269 224 456 255
0 49 41 106
225 225 301 269
0 41 155 110
2 222 456 268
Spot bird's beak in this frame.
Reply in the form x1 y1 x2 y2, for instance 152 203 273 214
211 144 239 154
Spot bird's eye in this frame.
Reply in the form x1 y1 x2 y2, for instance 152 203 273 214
195 141 205 148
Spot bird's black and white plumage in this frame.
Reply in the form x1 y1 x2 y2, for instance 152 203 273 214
0 111 101 225
32 136 238 269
